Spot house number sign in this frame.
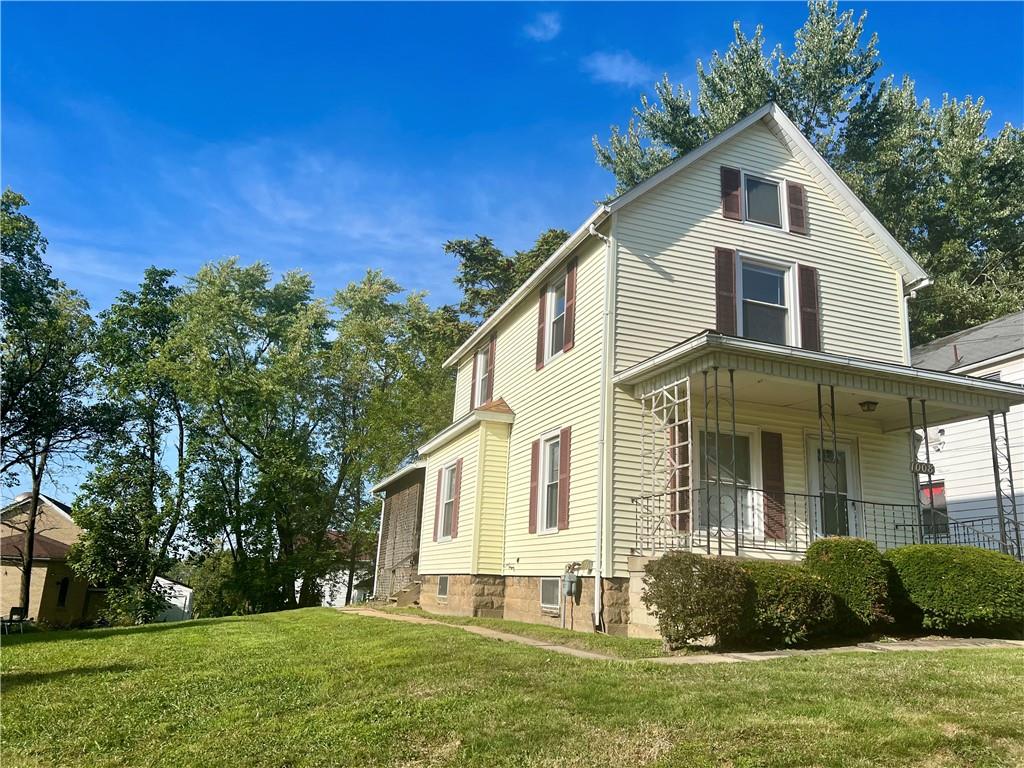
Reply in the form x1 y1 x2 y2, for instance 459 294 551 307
911 460 935 475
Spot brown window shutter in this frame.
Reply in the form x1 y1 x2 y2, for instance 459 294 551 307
761 432 786 539
470 352 478 409
450 458 463 538
714 248 737 335
528 440 540 533
786 181 809 235
486 336 496 402
557 427 571 530
669 421 690 531
432 468 443 541
721 166 742 220
798 265 821 351
535 290 546 371
562 260 577 353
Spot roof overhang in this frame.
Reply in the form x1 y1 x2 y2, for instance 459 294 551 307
614 332 1024 416
443 207 610 368
606 102 930 291
417 408 515 455
370 461 427 495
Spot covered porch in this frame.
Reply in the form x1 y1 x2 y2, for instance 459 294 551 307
615 332 1024 561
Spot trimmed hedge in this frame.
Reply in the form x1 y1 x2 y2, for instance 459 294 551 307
886 545 1024 638
804 538 892 632
641 552 752 649
740 561 837 647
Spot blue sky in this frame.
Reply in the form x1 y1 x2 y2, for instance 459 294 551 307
3 2 1022 498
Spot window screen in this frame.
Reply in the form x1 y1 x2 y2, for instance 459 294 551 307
741 262 788 345
744 176 781 227
540 577 561 609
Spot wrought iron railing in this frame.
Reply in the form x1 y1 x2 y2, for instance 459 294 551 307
633 485 1022 560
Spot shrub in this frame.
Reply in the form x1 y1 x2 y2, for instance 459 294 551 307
886 545 1024 638
641 552 752 649
739 561 837 647
804 537 892 633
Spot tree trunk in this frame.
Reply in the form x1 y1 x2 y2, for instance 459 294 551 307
344 474 363 606
144 400 187 592
18 445 49 614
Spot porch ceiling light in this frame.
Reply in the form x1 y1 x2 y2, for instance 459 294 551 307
859 400 879 413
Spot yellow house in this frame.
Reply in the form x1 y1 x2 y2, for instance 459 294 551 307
375 103 1024 637
1 494 105 626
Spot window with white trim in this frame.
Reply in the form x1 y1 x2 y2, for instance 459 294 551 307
540 434 561 532
539 577 561 612
437 575 449 599
697 430 756 532
440 463 457 539
743 174 782 228
546 275 567 359
739 259 790 345
473 344 491 407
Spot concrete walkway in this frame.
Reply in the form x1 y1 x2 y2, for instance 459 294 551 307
343 607 1024 665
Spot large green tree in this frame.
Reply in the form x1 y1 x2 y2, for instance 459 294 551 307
1 190 109 613
594 1 1023 343
69 268 193 623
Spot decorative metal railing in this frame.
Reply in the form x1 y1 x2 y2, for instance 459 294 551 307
633 485 1022 560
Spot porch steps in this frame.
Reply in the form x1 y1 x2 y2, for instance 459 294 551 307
390 580 421 607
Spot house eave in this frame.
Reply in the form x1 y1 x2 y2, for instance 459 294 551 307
370 460 427 495
443 207 609 368
417 409 515 456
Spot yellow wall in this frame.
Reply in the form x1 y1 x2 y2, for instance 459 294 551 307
474 421 510 574
419 425 482 574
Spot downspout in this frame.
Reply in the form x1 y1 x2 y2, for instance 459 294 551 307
590 220 613 631
371 492 386 599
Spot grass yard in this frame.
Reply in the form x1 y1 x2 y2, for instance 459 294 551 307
2 609 1022 768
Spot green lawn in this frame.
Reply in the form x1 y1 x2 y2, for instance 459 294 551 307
2 609 1022 768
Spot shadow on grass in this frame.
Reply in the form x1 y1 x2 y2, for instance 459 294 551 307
1 617 243 646
2 664 139 691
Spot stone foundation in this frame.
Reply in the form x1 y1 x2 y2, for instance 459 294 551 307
418 573 629 635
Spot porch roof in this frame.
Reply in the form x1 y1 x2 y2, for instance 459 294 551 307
614 332 1024 431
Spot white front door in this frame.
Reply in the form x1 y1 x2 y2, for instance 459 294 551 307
806 438 861 537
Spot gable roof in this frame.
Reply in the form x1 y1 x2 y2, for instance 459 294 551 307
606 102 929 289
0 532 72 562
912 311 1024 372
1 493 76 524
444 104 929 369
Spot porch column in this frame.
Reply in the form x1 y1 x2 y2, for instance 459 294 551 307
987 410 1022 558
816 383 840 538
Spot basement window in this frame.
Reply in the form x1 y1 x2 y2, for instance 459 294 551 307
539 577 561 613
437 575 449 599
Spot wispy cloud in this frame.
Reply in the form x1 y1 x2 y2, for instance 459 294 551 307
523 12 561 42
581 51 655 87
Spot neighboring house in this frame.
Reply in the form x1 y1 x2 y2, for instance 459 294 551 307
373 103 1024 638
153 576 195 622
371 462 425 601
911 312 1023 552
0 494 106 625
318 531 374 607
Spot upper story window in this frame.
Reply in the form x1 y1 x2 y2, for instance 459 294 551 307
547 277 567 358
536 260 576 370
743 174 782 228
739 260 790 345
473 342 492 407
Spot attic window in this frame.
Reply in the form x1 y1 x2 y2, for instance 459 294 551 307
744 175 782 228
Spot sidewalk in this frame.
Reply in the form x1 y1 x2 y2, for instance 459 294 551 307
342 607 1024 665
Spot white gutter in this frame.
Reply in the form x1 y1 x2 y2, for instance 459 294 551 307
371 503 385 599
589 221 613 631
444 207 610 368
613 332 1024 403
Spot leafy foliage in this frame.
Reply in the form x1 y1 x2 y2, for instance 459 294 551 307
594 0 1024 343
804 537 892 632
641 551 753 649
739 561 836 647
886 545 1024 638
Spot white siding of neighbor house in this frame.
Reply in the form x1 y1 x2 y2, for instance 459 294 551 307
921 355 1024 521
609 397 917 576
612 120 908 374
418 426 481 575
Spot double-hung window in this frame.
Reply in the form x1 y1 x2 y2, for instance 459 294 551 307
743 174 782 228
540 434 561 532
547 277 567 359
739 259 790 345
440 463 457 539
697 431 754 532
473 344 491 407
